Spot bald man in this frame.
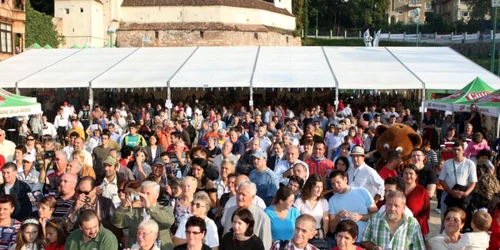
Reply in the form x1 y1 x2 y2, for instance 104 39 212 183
53 173 78 220
73 137 93 166
220 174 267 226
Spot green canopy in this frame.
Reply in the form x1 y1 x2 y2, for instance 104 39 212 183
424 77 494 111
0 91 41 118
0 89 37 102
43 44 53 49
473 89 500 117
28 43 41 49
70 44 80 49
82 44 89 49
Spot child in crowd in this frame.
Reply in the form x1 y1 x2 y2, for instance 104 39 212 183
445 209 492 250
10 218 44 250
434 159 444 214
44 219 67 250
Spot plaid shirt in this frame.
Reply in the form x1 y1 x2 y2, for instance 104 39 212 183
270 241 319 250
362 212 425 250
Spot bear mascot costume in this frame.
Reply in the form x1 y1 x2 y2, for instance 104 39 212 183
375 123 422 171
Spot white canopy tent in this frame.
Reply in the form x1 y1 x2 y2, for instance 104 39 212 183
1 46 500 109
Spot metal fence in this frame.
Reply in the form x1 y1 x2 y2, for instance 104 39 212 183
303 29 500 45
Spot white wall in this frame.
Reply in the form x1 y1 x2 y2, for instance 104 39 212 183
274 0 292 14
121 5 296 31
55 0 106 48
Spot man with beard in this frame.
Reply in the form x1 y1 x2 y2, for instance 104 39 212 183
361 190 425 250
65 209 118 249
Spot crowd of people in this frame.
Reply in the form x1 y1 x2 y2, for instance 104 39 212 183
0 96 498 250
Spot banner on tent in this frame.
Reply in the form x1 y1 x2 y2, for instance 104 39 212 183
465 34 479 40
390 34 405 39
426 102 450 110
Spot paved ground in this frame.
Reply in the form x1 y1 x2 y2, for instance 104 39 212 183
429 197 442 238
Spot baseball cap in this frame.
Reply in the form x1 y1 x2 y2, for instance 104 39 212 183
22 154 35 163
251 150 267 159
103 156 117 166
152 159 165 166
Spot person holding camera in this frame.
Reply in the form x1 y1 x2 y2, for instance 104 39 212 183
66 176 117 234
39 151 68 194
113 181 175 250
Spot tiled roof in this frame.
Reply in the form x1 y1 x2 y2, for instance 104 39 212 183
121 0 293 16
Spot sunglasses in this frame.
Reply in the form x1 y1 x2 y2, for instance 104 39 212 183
78 187 95 195
27 138 35 141
445 217 461 223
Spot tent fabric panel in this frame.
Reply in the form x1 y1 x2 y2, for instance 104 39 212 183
169 47 257 88
0 49 79 88
18 48 137 88
387 47 500 90
252 47 335 89
92 47 197 88
323 47 423 90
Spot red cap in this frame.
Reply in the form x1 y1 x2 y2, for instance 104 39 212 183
63 102 68 105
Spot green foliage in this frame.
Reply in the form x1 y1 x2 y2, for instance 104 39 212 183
25 1 59 48
304 0 310 36
467 0 491 21
376 17 486 34
293 0 305 33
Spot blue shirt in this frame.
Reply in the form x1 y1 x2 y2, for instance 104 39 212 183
264 206 300 241
328 187 374 242
249 168 280 206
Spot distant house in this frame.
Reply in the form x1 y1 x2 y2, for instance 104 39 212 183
0 0 25 60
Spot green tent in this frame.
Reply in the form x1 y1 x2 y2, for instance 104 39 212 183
424 77 494 111
82 44 89 49
70 44 80 49
28 43 41 49
43 44 53 49
0 89 37 102
0 91 41 118
473 89 500 117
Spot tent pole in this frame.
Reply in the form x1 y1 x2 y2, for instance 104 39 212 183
167 87 172 120
89 86 94 124
335 88 339 111
15 82 20 95
420 87 425 132
249 87 254 107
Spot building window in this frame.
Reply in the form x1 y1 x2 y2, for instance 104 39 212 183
14 0 23 10
409 0 420 4
0 23 13 53
65 8 70 14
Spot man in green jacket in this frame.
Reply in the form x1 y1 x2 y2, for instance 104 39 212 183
113 179 175 250
65 209 118 250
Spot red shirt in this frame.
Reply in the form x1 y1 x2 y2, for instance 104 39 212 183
406 184 430 236
489 209 500 250
378 166 398 180
304 157 334 177
45 242 65 250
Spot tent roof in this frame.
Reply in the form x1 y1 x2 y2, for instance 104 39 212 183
0 46 499 90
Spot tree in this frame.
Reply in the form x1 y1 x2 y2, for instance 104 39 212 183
25 1 59 47
467 0 491 21
29 0 54 16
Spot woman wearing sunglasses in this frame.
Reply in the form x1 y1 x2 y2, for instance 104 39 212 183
173 191 219 250
173 216 211 250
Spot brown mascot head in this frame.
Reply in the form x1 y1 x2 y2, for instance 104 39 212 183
375 123 422 170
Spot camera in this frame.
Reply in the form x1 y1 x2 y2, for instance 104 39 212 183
85 197 91 203
44 150 55 159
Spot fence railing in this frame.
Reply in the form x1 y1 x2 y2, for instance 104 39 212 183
303 29 500 44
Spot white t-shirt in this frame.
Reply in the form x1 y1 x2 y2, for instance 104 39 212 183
346 163 385 198
294 198 329 229
439 158 477 189
175 215 219 248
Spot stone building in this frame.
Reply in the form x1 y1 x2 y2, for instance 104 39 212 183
0 0 25 61
54 0 299 48
387 0 431 24
432 0 471 24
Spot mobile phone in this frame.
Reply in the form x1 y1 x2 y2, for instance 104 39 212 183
165 164 172 175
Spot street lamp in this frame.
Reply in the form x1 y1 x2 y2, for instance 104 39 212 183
491 0 499 73
410 8 421 47
107 25 116 48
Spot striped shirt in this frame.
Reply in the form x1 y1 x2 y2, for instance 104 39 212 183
362 212 425 250
53 196 75 220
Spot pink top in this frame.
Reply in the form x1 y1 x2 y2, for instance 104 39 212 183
464 139 490 158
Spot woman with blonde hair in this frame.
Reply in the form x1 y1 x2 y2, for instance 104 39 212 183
71 150 96 179
173 176 198 233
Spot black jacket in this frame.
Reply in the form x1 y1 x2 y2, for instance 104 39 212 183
0 180 33 221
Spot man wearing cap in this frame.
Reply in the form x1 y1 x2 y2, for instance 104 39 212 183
325 124 344 160
99 156 122 208
249 150 280 206
346 146 385 203
17 154 42 193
